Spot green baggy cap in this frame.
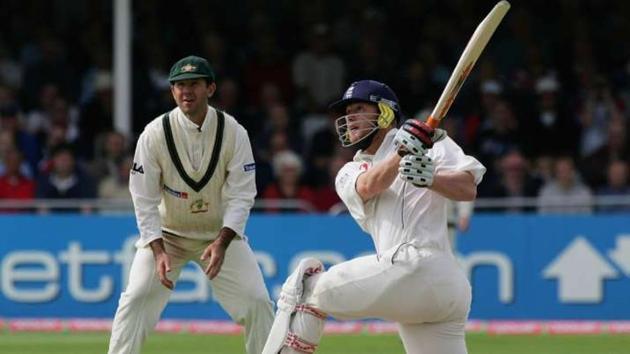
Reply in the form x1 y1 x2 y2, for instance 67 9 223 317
168 55 215 83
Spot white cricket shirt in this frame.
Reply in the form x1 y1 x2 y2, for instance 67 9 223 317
335 129 486 255
130 106 257 247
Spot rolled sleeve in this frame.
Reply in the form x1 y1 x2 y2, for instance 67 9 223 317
129 131 163 247
222 125 256 237
431 137 486 185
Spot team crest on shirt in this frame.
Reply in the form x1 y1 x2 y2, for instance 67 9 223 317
359 162 370 171
190 198 209 214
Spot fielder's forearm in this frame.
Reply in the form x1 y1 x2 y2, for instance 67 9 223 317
216 227 236 248
431 170 477 201
149 238 167 257
356 152 402 202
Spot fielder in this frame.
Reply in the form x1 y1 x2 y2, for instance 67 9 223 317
263 80 486 354
447 200 474 252
108 55 273 354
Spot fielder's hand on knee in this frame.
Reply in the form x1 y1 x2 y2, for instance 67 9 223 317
201 240 226 280
201 227 235 280
149 239 174 290
394 118 447 156
399 155 435 187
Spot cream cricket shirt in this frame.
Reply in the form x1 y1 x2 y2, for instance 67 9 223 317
130 106 256 247
335 129 486 255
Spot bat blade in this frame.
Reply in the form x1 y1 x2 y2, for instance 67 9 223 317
426 1 511 128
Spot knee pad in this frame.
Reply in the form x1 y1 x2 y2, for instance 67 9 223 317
282 304 327 353
262 258 327 354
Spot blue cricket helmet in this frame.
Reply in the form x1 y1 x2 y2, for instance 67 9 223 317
329 80 402 121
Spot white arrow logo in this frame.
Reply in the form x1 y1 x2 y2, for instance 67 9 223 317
543 236 619 303
609 235 630 276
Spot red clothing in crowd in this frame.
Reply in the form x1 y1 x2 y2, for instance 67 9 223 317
262 183 317 213
0 175 35 199
313 186 341 213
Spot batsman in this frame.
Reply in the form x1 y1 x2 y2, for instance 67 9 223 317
263 80 486 354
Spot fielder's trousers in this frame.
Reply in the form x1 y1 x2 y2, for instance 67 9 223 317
108 235 274 354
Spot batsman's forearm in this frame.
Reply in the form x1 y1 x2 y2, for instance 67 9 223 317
356 153 401 201
431 170 477 201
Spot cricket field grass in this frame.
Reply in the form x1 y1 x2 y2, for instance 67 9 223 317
1 332 630 354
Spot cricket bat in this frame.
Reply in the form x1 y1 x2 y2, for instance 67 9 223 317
425 1 511 128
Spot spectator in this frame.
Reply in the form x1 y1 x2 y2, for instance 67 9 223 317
577 76 624 158
211 78 252 131
0 104 41 174
532 155 555 185
25 85 80 144
242 27 293 107
98 155 133 200
596 160 630 213
0 131 33 178
480 150 543 212
21 36 78 109
261 150 316 213
580 119 630 188
537 156 593 214
303 111 340 188
312 147 352 213
292 23 345 110
36 144 96 213
79 71 114 158
522 75 579 157
255 103 302 155
37 121 79 175
475 100 523 176
88 131 129 183
0 147 35 212
247 82 286 141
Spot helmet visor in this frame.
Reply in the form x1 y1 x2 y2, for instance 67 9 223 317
334 112 380 147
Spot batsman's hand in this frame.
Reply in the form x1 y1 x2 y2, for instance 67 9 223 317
394 119 446 156
399 155 435 187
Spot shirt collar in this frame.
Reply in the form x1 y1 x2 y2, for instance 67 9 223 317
174 106 214 132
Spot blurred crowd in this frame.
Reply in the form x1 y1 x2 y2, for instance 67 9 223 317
0 0 629 213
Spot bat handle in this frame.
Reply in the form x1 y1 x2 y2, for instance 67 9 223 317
426 115 441 129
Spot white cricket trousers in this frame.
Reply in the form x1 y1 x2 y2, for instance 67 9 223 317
108 235 274 354
306 243 471 354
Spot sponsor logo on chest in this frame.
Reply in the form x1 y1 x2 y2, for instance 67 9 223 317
164 184 188 199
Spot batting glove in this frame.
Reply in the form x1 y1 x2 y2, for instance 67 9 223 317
394 119 446 156
399 155 435 187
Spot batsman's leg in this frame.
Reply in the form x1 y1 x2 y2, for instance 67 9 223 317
280 274 327 354
263 258 327 354
202 240 274 354
397 321 468 354
108 246 183 354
